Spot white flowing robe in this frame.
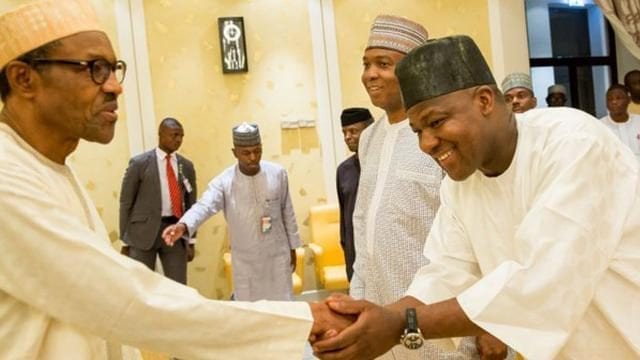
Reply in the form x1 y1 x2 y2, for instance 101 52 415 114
351 116 479 359
0 124 312 360
408 108 640 359
181 161 301 301
600 113 640 162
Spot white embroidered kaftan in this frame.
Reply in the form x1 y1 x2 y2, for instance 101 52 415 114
181 161 302 301
600 113 640 162
408 108 640 359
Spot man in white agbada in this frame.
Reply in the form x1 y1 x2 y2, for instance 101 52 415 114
312 35 640 360
350 14 502 359
163 123 301 301
600 83 640 162
0 1 351 358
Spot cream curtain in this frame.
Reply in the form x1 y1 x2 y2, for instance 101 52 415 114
596 0 640 59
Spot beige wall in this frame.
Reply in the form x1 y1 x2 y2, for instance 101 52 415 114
333 0 494 120
142 0 327 298
487 0 529 82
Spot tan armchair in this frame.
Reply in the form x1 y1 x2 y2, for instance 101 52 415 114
307 204 349 290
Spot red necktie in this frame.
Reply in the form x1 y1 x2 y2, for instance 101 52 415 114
165 155 183 218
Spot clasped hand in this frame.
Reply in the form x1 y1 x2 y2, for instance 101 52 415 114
308 294 404 360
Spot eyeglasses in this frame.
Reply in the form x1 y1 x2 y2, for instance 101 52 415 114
27 58 127 85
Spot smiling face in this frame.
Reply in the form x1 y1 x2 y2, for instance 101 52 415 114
361 48 405 114
32 31 122 144
407 86 514 181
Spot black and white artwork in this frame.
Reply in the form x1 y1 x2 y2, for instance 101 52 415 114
218 17 248 73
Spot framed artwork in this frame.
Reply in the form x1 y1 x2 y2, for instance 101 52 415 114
218 17 248 73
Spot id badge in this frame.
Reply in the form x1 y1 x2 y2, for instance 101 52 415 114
261 216 272 233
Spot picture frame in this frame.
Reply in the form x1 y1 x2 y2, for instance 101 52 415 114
218 17 248 73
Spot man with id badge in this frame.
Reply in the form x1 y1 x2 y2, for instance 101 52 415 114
120 117 198 284
163 123 302 301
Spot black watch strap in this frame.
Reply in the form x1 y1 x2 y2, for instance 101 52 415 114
401 307 424 350
406 308 418 332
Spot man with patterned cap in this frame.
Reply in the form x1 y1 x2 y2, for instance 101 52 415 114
501 72 537 113
348 14 493 359
164 122 303 301
0 1 353 358
336 107 373 281
312 35 640 360
546 84 568 107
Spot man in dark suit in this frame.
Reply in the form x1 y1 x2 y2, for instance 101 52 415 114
119 117 197 284
336 107 373 281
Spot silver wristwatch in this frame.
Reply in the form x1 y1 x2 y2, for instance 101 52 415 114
400 308 425 350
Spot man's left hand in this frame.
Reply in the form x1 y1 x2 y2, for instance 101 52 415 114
312 299 404 360
187 244 195 262
476 333 508 360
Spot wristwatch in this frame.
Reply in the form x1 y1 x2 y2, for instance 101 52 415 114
400 308 424 350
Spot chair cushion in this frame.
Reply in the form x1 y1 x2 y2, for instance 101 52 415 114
322 265 349 290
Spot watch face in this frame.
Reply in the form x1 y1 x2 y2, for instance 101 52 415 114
402 332 424 350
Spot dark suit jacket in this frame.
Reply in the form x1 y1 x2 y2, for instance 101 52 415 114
119 149 197 250
336 154 360 281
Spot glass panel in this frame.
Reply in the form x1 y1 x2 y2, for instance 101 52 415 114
526 0 608 58
531 65 611 117
576 66 596 115
526 1 554 58
531 66 571 108
593 65 611 118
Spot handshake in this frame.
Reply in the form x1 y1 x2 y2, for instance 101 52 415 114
307 294 509 360
307 293 406 360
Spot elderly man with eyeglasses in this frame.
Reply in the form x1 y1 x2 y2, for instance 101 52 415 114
0 0 353 359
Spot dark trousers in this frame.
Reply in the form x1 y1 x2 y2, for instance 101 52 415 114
128 217 188 284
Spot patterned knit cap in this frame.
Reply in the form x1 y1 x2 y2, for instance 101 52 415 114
501 72 533 93
232 122 261 146
0 0 104 70
366 15 428 54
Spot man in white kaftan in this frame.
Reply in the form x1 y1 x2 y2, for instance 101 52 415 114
0 123 311 359
353 113 442 304
350 15 487 359
311 35 640 360
0 1 350 358
164 123 301 301
600 84 640 162
407 106 640 359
